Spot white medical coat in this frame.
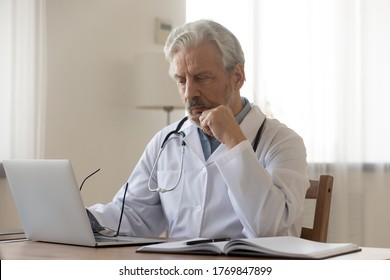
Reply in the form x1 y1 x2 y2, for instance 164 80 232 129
88 105 309 238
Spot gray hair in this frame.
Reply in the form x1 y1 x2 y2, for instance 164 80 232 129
164 19 245 75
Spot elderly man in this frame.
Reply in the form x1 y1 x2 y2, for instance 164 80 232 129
88 19 309 239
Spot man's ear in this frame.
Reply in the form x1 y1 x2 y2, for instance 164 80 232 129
232 63 245 90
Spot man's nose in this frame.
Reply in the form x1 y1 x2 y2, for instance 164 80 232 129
184 79 199 99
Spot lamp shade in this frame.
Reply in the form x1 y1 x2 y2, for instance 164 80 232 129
133 53 183 110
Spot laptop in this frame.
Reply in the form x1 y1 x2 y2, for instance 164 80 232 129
3 159 164 247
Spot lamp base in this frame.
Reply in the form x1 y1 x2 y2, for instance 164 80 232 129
162 106 174 125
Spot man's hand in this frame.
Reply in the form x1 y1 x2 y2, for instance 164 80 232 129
198 105 246 149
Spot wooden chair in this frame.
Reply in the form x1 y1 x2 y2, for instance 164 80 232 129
300 175 334 242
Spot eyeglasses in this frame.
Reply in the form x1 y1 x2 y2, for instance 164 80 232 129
80 168 128 237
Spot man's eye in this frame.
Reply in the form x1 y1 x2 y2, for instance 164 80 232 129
196 75 210 82
176 78 186 85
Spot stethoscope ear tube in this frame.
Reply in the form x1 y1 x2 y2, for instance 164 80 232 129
148 136 186 193
160 116 188 148
148 116 188 193
252 118 266 152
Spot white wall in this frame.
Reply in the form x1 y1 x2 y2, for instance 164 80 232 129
0 0 185 228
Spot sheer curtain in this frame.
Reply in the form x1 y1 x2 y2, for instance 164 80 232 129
0 0 46 160
187 0 390 247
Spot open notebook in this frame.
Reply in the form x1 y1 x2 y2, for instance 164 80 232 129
3 159 164 247
137 236 361 259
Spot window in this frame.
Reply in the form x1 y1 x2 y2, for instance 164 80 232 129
0 0 12 159
187 0 390 163
0 0 46 160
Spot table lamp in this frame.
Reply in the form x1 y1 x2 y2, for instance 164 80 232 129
133 53 184 124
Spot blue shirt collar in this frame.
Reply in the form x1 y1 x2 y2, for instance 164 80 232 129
198 97 251 160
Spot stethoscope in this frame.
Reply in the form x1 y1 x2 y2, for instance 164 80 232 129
147 116 266 193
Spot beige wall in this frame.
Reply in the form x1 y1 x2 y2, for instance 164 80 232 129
0 178 20 229
44 0 186 206
0 0 185 228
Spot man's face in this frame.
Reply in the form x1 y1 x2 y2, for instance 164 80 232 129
171 42 241 126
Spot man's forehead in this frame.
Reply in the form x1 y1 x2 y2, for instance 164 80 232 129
171 44 221 73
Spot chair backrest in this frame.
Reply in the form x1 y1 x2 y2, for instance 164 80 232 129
300 175 334 242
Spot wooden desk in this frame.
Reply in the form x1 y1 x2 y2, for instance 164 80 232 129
0 240 241 260
1 239 390 260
